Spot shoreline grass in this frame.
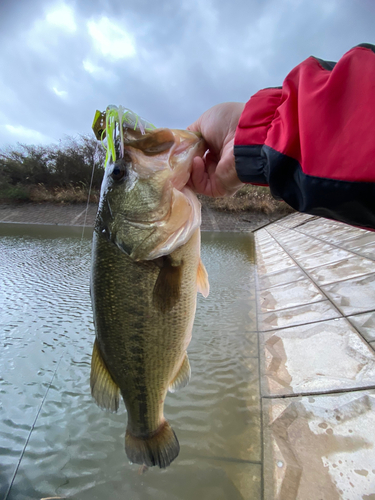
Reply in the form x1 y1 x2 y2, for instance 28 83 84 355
0 184 100 204
199 185 294 215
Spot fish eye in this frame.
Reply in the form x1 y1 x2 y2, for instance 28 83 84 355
111 161 127 181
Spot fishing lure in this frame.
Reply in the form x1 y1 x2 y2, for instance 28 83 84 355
92 105 156 166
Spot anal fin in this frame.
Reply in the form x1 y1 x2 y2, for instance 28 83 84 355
90 339 120 412
169 353 191 393
197 259 209 298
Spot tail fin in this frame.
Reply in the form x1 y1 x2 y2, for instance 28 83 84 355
125 421 180 468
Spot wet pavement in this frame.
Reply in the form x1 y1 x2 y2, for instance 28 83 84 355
255 213 375 499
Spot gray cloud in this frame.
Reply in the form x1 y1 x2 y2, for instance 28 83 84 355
0 0 374 147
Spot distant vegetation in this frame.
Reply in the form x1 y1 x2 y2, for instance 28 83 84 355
0 135 105 203
0 136 293 214
201 185 294 215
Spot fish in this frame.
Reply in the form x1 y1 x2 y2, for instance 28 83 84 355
90 120 209 469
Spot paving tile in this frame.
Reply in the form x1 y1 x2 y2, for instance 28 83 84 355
259 279 324 313
296 220 341 234
255 243 275 256
315 226 367 244
340 233 375 250
267 226 285 234
347 242 375 260
272 232 308 246
296 223 343 239
258 300 341 331
258 267 306 290
260 318 375 396
279 239 334 260
347 312 375 342
276 213 313 228
322 274 375 315
298 224 364 243
255 242 276 254
308 256 375 285
257 249 293 269
257 245 286 260
294 247 353 270
256 229 272 240
263 391 375 500
257 257 297 275
256 238 274 247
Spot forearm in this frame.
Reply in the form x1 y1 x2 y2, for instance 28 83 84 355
234 44 375 229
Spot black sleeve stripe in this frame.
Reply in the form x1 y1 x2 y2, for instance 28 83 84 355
234 144 375 229
234 145 267 184
357 43 375 53
312 57 337 71
312 44 375 71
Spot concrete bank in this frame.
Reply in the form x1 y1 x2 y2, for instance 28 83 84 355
0 203 279 232
255 212 375 499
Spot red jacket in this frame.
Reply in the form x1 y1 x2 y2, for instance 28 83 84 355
234 43 375 229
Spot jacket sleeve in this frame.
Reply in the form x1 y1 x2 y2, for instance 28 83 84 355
234 43 375 230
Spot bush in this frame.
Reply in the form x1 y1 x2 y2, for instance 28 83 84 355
0 135 105 203
0 183 30 201
201 185 295 215
29 184 99 204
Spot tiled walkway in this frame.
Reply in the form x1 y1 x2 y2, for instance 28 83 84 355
255 213 375 499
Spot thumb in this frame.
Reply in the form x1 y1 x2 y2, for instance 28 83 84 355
187 117 201 133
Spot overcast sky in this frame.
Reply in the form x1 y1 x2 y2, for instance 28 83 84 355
0 0 374 148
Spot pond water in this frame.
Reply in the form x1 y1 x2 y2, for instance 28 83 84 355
0 224 259 500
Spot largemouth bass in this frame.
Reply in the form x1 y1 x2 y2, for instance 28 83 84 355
90 113 209 468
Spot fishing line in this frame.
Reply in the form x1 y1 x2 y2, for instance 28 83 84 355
4 356 63 500
78 143 97 259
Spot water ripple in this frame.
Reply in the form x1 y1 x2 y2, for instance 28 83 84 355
0 228 259 500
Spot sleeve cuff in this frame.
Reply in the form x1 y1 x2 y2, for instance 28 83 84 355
234 87 282 185
234 145 268 184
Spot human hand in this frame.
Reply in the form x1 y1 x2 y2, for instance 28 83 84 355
187 102 245 197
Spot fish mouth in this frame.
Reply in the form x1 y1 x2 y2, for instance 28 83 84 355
171 130 206 158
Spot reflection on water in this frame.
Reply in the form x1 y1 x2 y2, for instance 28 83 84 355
0 225 259 500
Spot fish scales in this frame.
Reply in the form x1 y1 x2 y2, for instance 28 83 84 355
92 229 199 435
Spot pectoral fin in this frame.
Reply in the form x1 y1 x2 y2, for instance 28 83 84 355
197 259 209 297
169 353 191 393
153 256 182 313
90 339 120 412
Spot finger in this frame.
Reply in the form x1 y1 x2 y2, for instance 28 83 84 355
187 115 202 133
189 156 216 196
187 122 198 132
189 156 207 192
205 151 219 178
